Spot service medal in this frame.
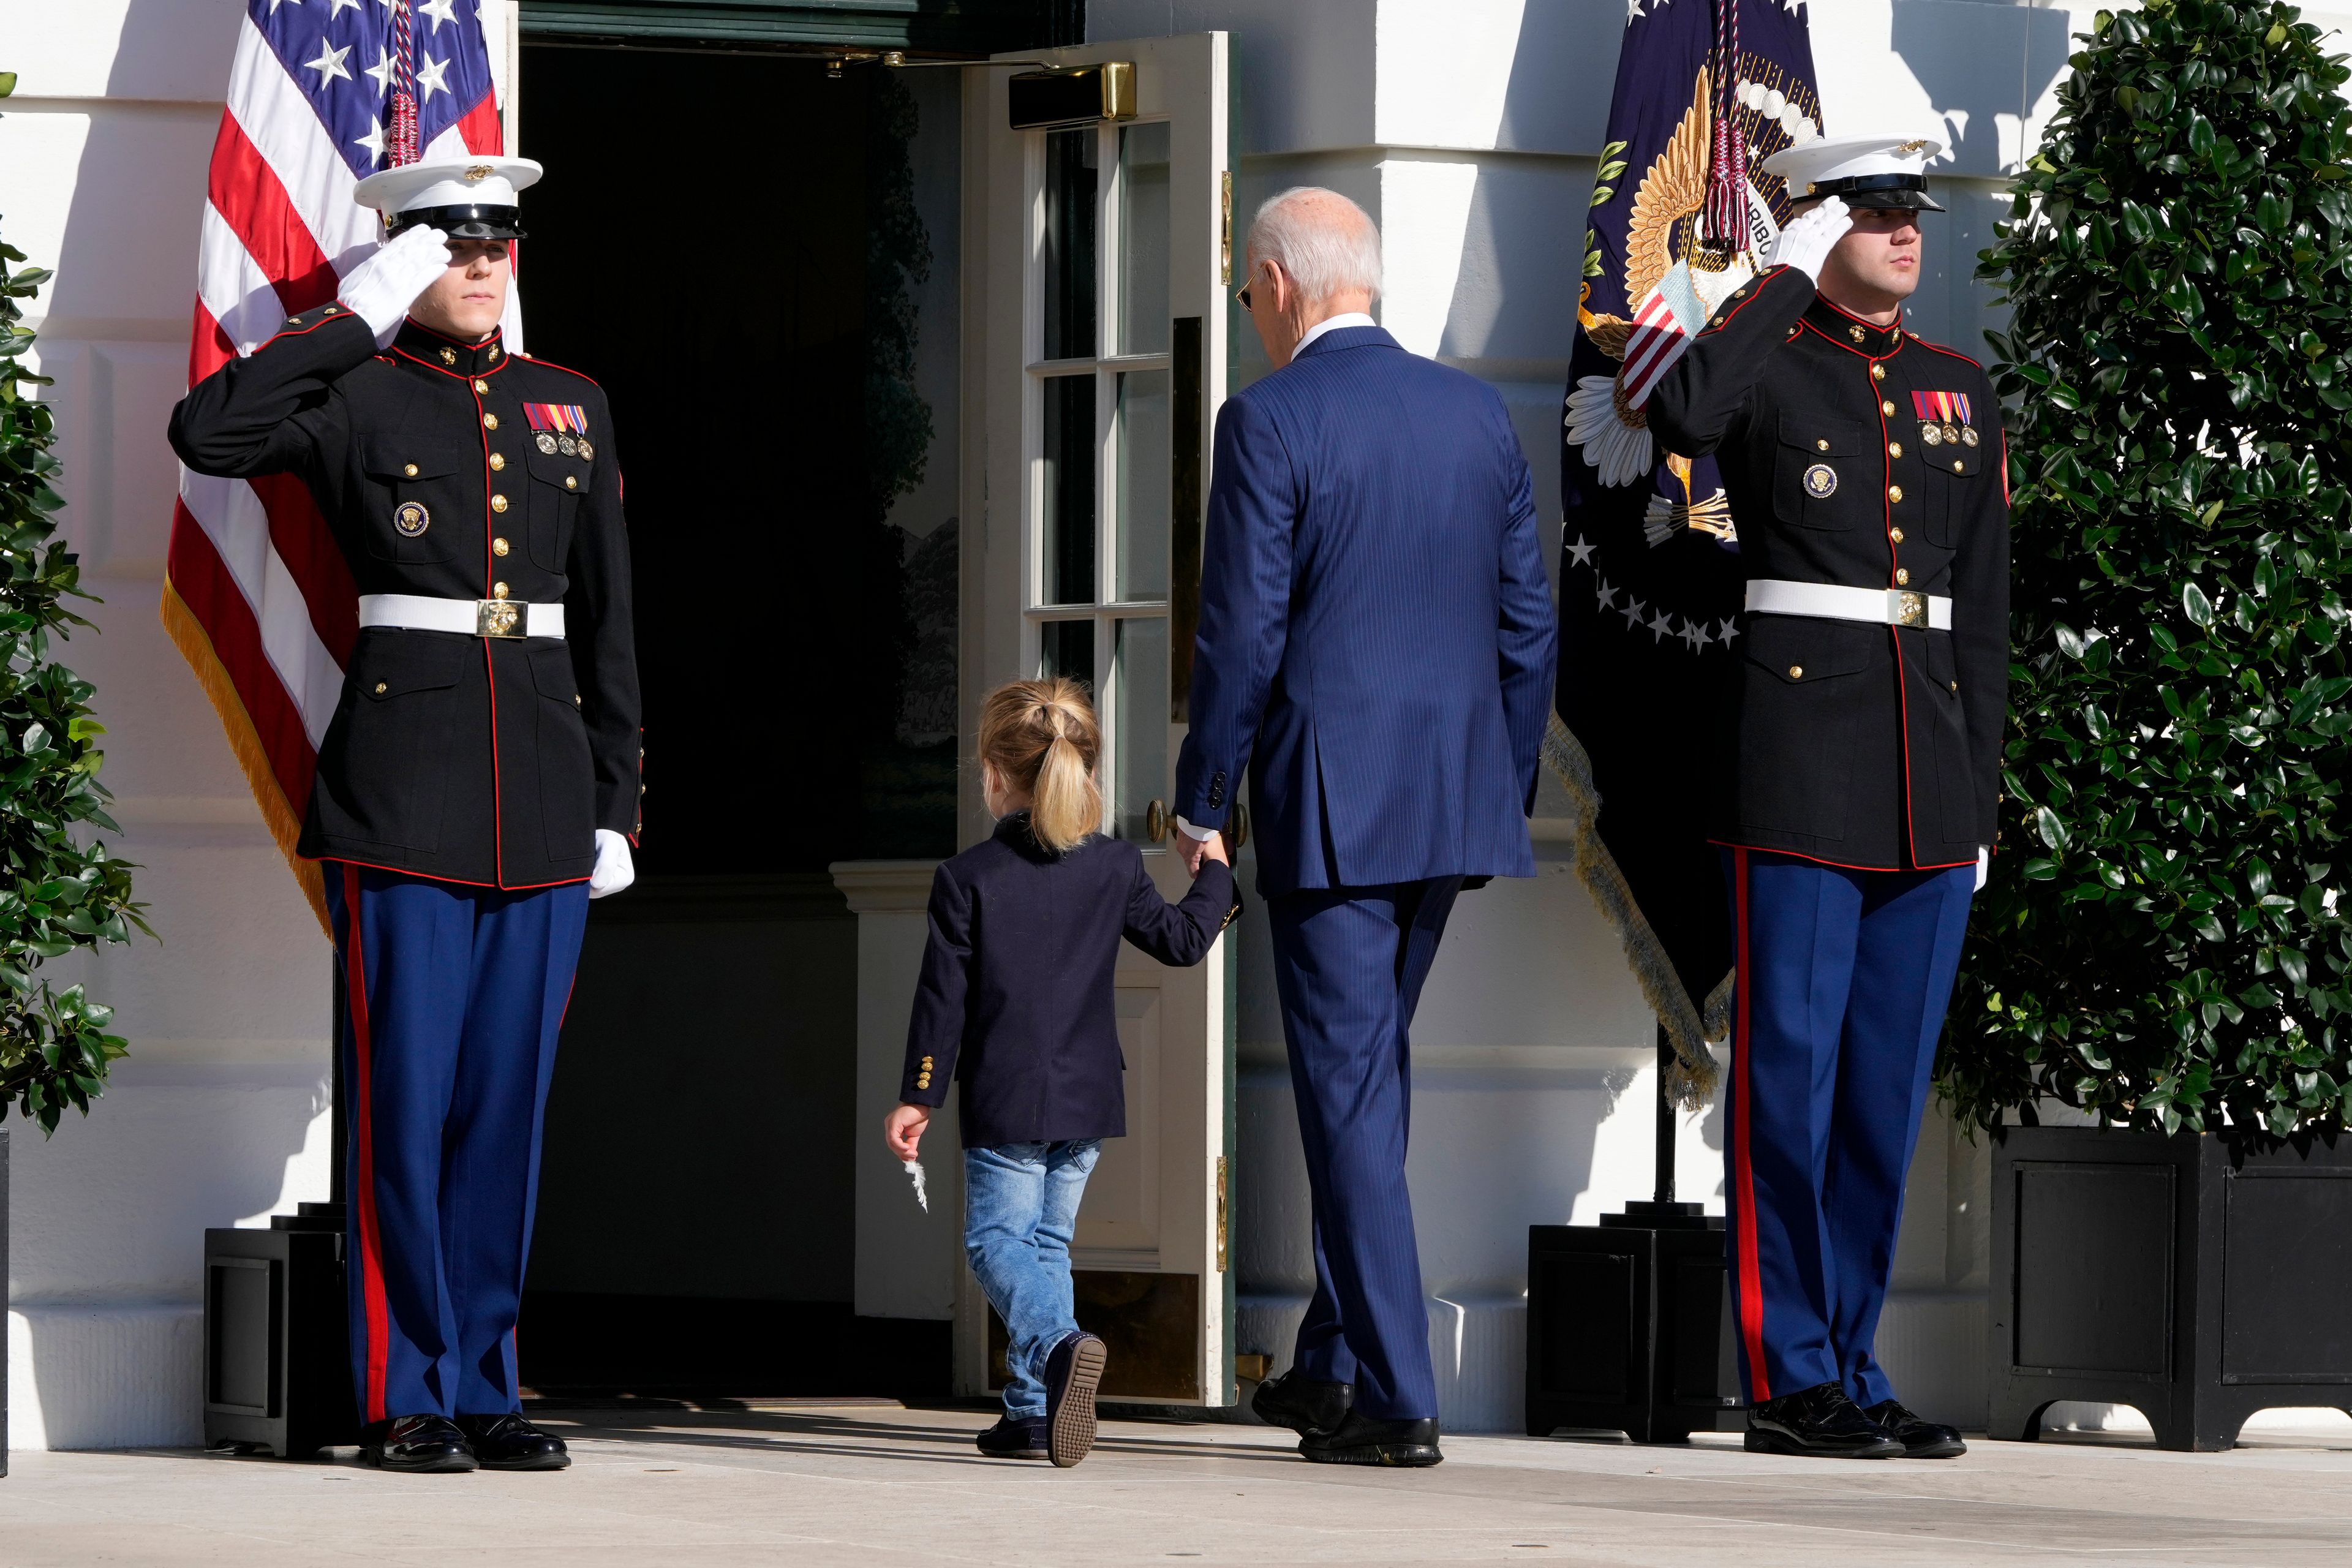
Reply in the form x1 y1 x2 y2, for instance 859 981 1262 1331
558 434 579 457
393 500 431 538
536 432 559 455
1921 422 1943 446
577 439 594 461
1942 423 1961 445
1961 425 1980 447
1803 463 1838 499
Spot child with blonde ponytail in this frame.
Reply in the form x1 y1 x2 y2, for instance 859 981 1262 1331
884 678 1238 1467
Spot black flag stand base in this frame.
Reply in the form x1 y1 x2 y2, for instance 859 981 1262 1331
202 960 358 1459
1524 1023 1747 1441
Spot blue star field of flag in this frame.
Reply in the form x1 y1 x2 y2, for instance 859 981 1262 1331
249 0 496 178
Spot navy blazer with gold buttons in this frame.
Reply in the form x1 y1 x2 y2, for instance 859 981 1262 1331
900 814 1238 1148
170 309 641 890
1646 270 2010 872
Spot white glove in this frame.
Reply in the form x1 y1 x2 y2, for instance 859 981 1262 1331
1763 195 1850 284
1975 846 1989 893
590 828 636 900
336 225 451 346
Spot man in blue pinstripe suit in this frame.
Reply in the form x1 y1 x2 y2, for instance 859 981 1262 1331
1174 187 1558 1467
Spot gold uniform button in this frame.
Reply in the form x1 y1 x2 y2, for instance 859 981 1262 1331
1888 441 1903 458
565 475 578 490
1896 568 1911 586
373 682 387 695
1890 527 1905 543
1953 459 1965 473
493 537 511 557
1882 399 1897 417
491 494 509 513
324 305 339 315
1950 680 1959 693
489 453 506 471
1871 364 1887 381
1888 484 1905 502
1815 439 1830 451
403 462 418 477
1789 665 1804 680
1849 325 1866 342
492 582 510 599
483 413 499 430
473 379 489 394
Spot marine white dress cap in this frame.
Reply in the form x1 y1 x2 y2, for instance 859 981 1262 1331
353 154 545 240
1758 134 1947 211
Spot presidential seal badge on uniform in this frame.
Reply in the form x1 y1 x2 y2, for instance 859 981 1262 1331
524 401 589 459
393 500 431 537
1804 463 1838 499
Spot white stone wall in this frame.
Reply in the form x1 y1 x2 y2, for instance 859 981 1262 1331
1093 0 2097 1431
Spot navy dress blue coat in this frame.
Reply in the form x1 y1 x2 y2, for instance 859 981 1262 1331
1172 325 1559 895
899 814 1240 1148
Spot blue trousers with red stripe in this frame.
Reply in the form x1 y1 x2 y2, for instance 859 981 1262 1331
1720 847 1973 1409
325 862 589 1424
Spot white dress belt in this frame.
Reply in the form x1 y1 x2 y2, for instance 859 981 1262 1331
1746 579 1952 631
358 593 566 640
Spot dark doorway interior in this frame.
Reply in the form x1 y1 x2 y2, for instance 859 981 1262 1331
511 42 952 1395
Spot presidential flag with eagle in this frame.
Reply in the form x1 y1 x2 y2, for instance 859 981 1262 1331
1548 0 1822 1100
162 0 508 933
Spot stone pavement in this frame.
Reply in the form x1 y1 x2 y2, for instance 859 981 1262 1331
3 1401 2351 1566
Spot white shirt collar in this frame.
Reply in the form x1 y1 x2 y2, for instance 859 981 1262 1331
1294 311 1378 356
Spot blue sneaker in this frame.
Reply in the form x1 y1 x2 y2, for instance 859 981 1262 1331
1043 1332 1108 1468
975 1415 1049 1459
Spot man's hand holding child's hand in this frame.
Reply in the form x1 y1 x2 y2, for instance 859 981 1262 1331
1179 829 1234 875
884 1102 930 1161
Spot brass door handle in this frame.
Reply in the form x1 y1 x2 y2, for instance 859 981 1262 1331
1230 801 1249 849
1146 799 1168 843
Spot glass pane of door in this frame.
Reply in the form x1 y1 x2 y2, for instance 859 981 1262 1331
1040 619 1096 691
1044 129 1098 360
1042 374 1097 606
1115 369 1171 602
1118 120 1170 355
1114 616 1170 840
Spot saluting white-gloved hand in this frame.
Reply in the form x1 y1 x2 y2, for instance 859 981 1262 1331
336 225 451 347
1764 195 1852 284
590 829 636 900
1975 846 1990 893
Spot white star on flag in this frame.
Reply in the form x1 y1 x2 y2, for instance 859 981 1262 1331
415 52 452 103
1626 0 1643 21
1718 619 1742 644
328 0 362 14
1566 535 1597 569
268 0 301 12
364 49 396 95
1595 578 1618 611
1622 597 1646 631
353 118 386 164
418 0 461 31
1646 609 1672 643
303 40 353 88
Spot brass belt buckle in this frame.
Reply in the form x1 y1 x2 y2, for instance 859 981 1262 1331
477 598 523 638
1891 590 1928 628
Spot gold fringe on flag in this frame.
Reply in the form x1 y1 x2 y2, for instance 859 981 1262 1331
1543 711 1730 1107
160 576 331 939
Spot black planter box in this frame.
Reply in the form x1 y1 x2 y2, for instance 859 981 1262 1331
203 1204 359 1458
1989 1123 2352 1450
1525 1208 1745 1441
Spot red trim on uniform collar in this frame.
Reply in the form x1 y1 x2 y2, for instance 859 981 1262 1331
392 317 508 378
1801 292 1906 359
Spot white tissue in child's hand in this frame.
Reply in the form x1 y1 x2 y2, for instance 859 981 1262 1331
904 1158 929 1212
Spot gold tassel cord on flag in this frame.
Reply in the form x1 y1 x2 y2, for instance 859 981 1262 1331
1543 712 1728 1107
160 576 331 940
1642 488 1737 547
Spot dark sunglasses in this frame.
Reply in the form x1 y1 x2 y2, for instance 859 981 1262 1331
1237 260 1267 310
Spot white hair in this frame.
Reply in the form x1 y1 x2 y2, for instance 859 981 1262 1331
1246 187 1382 304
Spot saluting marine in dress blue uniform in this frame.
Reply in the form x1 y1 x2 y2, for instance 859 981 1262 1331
171 154 640 1473
1647 136 2010 1460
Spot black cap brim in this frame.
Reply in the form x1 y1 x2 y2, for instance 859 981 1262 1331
1800 173 1944 213
386 203 527 241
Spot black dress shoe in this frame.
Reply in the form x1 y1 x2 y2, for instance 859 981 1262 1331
1298 1410 1442 1467
1043 1332 1107 1468
359 1414 477 1473
1744 1382 1904 1458
975 1415 1049 1459
455 1412 571 1471
1251 1369 1355 1438
1863 1399 1968 1458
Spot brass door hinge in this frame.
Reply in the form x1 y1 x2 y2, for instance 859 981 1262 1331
1215 1154 1230 1272
1219 171 1234 287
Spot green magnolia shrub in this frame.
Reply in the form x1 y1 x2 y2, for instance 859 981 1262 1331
0 216 146 1134
1950 0 2352 1136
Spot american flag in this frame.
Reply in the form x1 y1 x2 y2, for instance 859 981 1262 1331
162 0 507 929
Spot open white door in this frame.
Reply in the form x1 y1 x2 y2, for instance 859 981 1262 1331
963 31 1234 1406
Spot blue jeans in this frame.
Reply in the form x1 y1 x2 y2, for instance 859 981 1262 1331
965 1139 1102 1419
